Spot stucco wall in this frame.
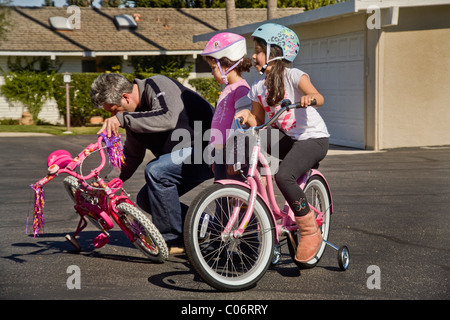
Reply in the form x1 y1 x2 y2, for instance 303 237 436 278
379 5 450 149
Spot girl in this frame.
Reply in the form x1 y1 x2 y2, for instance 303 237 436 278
202 32 252 180
235 23 330 264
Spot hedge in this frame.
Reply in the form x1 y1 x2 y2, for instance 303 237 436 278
1 71 219 126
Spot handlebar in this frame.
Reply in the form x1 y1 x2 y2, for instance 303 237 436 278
235 99 316 132
32 132 125 188
29 132 125 236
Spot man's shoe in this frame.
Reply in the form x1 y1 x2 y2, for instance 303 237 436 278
169 246 185 255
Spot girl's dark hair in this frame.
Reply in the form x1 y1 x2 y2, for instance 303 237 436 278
254 37 291 106
204 56 252 75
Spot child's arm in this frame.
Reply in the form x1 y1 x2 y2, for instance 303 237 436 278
298 74 324 107
235 100 265 127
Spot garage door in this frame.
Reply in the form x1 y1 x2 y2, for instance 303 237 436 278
295 32 365 149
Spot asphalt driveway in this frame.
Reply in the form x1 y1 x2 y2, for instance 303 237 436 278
0 134 448 304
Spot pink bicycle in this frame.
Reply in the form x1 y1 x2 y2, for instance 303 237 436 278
183 99 349 291
29 132 169 263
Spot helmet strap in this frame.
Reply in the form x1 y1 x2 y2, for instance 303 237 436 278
217 58 243 85
259 57 283 75
259 43 283 75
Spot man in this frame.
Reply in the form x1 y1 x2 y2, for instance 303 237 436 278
90 73 214 253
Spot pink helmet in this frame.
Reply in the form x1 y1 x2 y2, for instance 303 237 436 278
47 150 72 169
202 32 247 61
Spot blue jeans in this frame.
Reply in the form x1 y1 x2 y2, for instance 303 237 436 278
136 147 213 246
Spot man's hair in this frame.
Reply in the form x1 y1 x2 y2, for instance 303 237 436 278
90 73 134 109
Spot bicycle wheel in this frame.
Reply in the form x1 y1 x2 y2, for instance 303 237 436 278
63 176 78 203
116 202 169 263
287 175 331 269
184 184 275 291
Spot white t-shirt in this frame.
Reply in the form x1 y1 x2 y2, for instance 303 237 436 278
248 68 330 141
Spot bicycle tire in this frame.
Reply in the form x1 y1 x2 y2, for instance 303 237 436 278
116 202 169 263
63 176 78 203
287 174 331 269
184 183 275 292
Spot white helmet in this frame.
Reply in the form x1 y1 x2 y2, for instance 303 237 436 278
202 33 247 84
201 32 247 61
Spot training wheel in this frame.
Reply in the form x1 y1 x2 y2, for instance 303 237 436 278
271 244 281 265
338 246 350 271
65 234 81 252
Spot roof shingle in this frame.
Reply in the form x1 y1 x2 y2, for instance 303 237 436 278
1 7 304 54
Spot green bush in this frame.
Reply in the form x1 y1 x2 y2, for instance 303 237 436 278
188 77 220 107
53 73 107 126
1 69 216 126
0 71 54 123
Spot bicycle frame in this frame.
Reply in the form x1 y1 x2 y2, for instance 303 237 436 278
69 175 138 247
29 133 128 240
216 104 333 244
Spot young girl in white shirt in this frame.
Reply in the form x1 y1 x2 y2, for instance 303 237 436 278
236 23 330 265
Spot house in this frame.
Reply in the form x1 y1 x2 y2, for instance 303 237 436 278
0 6 304 123
195 0 450 150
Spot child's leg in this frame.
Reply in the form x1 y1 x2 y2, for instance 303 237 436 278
274 137 329 263
275 137 328 217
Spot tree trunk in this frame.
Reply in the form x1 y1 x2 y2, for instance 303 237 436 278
225 0 236 29
267 0 277 20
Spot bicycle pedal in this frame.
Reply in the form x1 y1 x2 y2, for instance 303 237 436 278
93 233 109 248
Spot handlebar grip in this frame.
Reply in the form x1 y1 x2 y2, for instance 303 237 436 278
295 98 317 108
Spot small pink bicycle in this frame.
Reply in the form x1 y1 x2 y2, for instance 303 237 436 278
183 99 349 291
29 132 169 263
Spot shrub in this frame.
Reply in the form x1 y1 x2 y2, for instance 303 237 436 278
52 73 108 126
188 77 220 106
0 71 54 123
1 68 213 126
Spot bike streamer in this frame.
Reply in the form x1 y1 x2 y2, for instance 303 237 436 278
28 133 125 236
28 183 45 237
100 133 125 169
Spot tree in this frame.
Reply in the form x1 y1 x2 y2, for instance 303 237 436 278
267 0 277 20
225 0 236 29
0 0 11 43
42 0 56 6
101 0 121 7
66 0 93 7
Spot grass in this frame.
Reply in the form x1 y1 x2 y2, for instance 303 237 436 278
0 125 126 135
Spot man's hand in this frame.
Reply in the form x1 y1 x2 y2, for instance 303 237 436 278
98 116 120 137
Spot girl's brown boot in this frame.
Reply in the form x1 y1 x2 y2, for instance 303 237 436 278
295 209 322 262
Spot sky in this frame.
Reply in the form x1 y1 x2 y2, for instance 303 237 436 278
10 0 102 7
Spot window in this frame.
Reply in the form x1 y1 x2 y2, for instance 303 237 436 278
48 16 73 31
113 14 138 30
82 60 97 73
